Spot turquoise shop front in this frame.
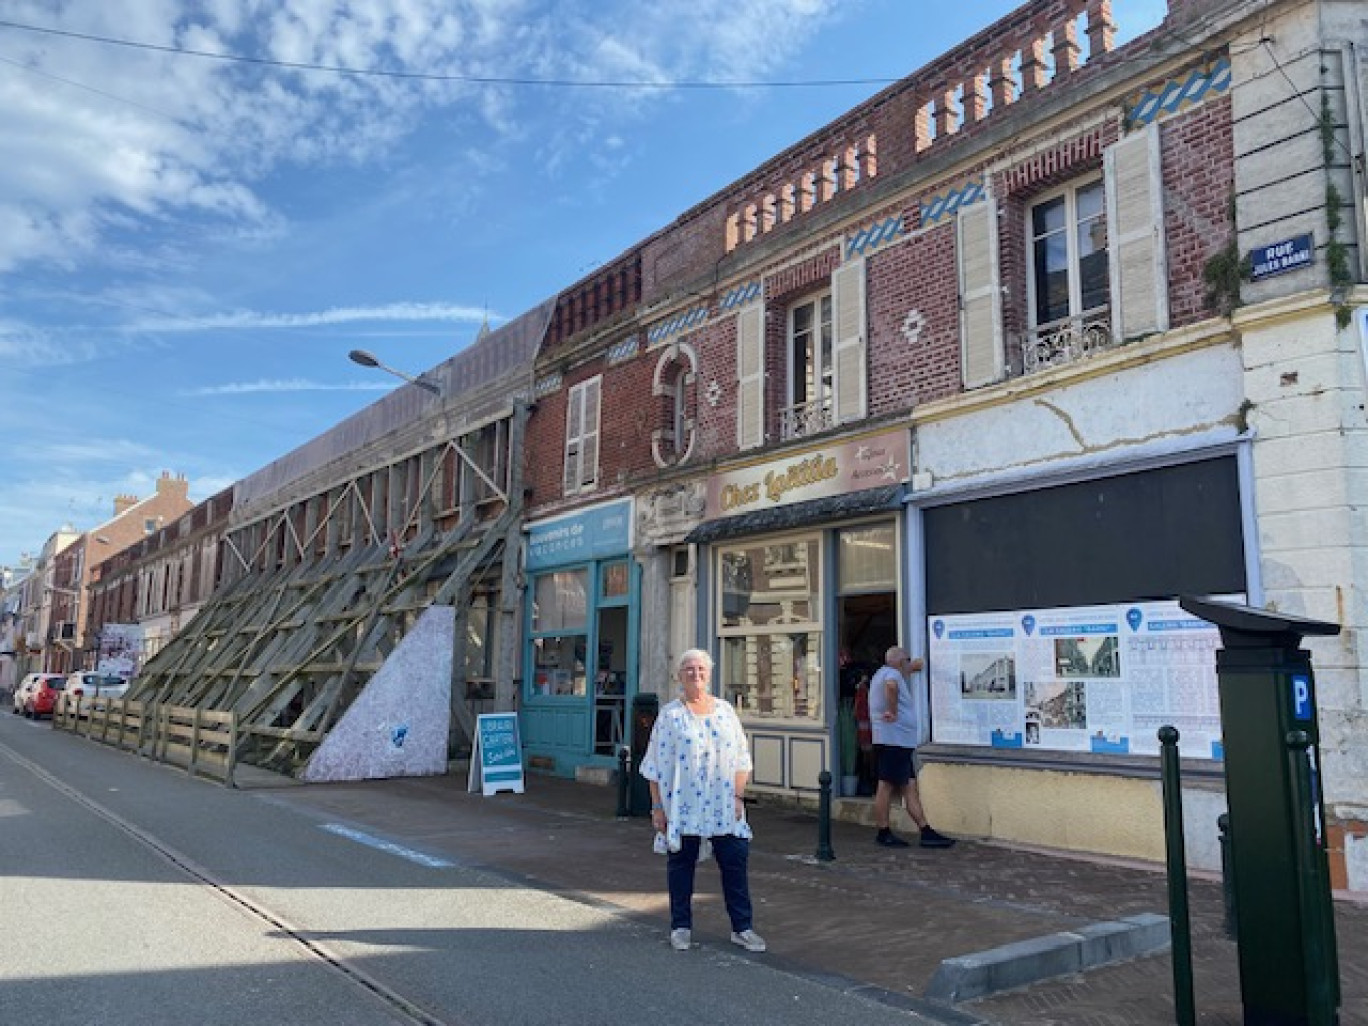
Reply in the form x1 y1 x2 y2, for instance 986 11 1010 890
520 498 640 778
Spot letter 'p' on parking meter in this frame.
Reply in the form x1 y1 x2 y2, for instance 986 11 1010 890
1180 597 1341 1026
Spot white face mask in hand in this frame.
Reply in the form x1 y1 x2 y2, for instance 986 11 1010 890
652 833 712 861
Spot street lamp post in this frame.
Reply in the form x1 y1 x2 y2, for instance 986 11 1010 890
348 349 441 395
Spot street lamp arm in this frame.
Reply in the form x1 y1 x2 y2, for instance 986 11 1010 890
348 349 440 395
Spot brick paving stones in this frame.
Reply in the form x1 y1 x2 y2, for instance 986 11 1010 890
256 769 1368 1026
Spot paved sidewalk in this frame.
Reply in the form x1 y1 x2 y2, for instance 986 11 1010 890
249 768 1368 1026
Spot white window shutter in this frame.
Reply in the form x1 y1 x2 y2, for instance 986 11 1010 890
832 256 868 423
669 572 695 671
580 377 601 489
736 303 765 449
1105 123 1169 340
563 383 584 494
957 197 1003 388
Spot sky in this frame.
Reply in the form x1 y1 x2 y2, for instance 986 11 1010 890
0 0 1168 568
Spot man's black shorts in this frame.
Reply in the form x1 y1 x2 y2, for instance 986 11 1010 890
875 744 916 786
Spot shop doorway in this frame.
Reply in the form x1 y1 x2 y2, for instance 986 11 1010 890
839 591 896 795
593 605 629 756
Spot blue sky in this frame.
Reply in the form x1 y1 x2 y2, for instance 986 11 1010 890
0 0 1167 568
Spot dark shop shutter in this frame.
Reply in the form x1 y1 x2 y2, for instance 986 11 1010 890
924 456 1246 616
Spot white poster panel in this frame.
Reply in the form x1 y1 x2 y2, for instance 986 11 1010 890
929 598 1230 759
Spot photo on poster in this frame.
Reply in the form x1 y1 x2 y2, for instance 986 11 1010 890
1025 680 1087 730
959 651 1017 700
1054 634 1121 678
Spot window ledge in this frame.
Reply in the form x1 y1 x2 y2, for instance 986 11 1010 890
919 742 1226 784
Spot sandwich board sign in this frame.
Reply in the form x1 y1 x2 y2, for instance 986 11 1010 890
469 712 525 796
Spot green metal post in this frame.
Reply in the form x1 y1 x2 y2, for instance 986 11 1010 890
816 770 835 861
615 744 630 819
1285 729 1342 1024
1158 725 1196 1026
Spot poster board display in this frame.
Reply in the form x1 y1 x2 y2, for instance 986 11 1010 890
469 712 526 795
928 598 1234 759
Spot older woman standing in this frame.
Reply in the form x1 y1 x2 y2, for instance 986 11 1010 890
641 648 766 954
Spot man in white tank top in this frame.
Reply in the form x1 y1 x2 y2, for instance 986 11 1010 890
868 645 955 848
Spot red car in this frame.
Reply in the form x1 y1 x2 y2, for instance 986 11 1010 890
13 673 67 719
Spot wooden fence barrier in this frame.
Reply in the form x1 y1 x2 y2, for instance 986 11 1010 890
150 704 239 786
53 695 236 787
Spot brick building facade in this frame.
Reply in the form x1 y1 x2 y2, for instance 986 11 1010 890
515 0 1368 890
72 0 1368 889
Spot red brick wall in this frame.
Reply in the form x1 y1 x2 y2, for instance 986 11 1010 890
1160 96 1235 327
525 343 682 519
691 317 739 461
599 354 664 488
527 74 1236 518
867 217 963 411
524 378 572 515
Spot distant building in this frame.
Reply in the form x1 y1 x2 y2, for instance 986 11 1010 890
44 472 193 673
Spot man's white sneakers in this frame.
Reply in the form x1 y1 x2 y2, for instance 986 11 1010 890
670 928 691 951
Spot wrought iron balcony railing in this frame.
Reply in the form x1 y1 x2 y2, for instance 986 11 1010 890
779 396 833 441
1019 311 1116 374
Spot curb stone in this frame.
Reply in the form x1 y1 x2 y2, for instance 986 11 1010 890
924 913 1171 1003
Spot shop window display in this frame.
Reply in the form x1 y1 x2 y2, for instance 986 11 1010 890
717 535 822 723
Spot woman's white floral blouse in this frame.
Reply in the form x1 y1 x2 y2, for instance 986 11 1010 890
641 697 753 850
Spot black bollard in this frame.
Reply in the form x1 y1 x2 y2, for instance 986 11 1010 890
1217 813 1237 940
615 745 631 819
816 770 835 861
1158 725 1196 1026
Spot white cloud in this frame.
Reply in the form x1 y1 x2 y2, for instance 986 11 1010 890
26 439 167 466
0 0 854 279
180 378 394 396
134 302 494 332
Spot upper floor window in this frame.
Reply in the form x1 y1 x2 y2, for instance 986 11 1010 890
651 345 697 469
564 376 601 496
1028 179 1109 338
784 293 833 440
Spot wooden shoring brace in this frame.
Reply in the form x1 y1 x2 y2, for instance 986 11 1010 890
199 540 373 718
238 523 446 742
305 551 422 739
493 402 529 714
447 436 509 505
447 533 509 749
170 560 314 709
428 519 508 608
252 538 426 768
128 570 262 702
202 559 344 710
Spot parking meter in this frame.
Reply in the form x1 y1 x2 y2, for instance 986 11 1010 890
1179 597 1340 1026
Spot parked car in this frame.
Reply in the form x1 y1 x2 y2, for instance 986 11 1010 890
65 671 130 703
12 673 67 718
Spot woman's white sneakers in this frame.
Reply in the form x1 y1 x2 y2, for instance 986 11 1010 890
670 927 767 953
730 929 767 952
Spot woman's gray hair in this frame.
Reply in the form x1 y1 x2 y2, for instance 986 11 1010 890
674 648 714 675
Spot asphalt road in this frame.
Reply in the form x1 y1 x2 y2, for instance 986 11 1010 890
0 712 956 1026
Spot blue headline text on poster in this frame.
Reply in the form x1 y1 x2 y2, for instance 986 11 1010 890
1040 623 1118 636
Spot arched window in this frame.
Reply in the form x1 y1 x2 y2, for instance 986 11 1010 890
651 343 698 468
